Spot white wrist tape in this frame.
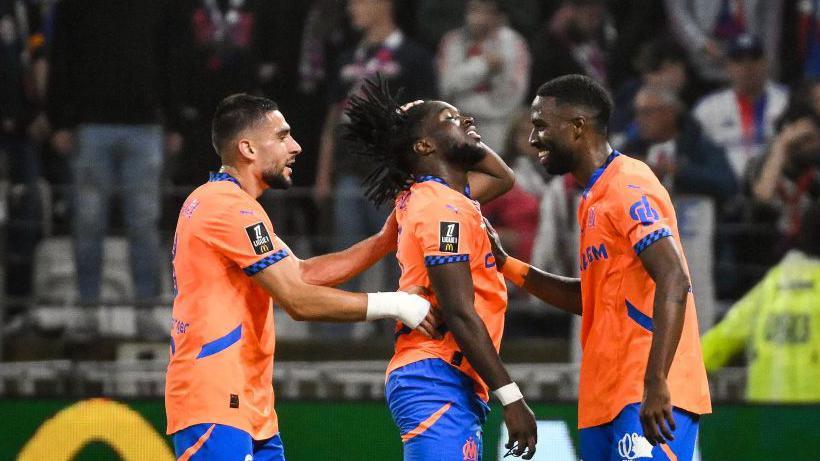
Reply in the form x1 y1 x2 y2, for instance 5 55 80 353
493 382 524 406
366 292 429 329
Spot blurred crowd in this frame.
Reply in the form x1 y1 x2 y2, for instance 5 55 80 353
1 0 819 361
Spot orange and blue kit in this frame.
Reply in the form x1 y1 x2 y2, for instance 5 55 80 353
576 152 711 461
385 176 507 461
165 173 288 460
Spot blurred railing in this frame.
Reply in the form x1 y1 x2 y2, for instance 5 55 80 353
0 359 750 402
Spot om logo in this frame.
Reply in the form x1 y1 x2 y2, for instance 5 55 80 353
462 436 478 461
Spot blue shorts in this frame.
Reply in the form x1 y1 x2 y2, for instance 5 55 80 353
172 423 285 461
579 403 699 461
386 358 490 461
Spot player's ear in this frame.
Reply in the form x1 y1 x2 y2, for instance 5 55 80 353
571 116 586 139
238 138 255 161
413 138 434 157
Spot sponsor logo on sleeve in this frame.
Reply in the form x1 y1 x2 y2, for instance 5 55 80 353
629 195 660 226
439 221 460 253
245 222 273 255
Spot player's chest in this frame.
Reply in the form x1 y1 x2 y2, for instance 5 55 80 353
577 200 615 273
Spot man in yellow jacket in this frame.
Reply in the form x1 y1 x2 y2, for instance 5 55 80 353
702 200 820 402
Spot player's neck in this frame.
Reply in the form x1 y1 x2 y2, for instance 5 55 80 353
419 164 469 196
572 141 613 187
218 165 266 199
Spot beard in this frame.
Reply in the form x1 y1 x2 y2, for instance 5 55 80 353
543 144 576 176
444 140 486 168
262 167 292 190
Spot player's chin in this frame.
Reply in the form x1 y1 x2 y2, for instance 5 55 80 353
263 172 293 190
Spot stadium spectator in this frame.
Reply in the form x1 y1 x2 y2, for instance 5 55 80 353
692 34 789 182
529 0 614 95
701 199 820 403
167 0 301 187
748 104 820 254
436 0 531 152
624 86 737 201
313 0 436 338
47 0 181 334
610 37 700 145
664 0 783 84
0 0 49 325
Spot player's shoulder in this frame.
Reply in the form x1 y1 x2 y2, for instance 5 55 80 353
186 181 263 223
607 154 667 196
403 182 466 221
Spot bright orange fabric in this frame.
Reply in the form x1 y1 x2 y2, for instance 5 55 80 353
166 179 280 439
386 180 508 401
576 153 711 429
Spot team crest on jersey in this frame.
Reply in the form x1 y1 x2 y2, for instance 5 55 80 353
439 221 460 253
245 222 273 255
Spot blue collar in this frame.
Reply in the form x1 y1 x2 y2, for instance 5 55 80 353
583 151 620 199
208 172 241 187
415 175 472 198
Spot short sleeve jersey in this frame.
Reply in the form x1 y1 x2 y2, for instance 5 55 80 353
576 152 712 429
386 177 508 400
165 173 288 439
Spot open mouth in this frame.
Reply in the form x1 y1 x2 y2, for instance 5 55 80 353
538 150 550 165
465 127 481 141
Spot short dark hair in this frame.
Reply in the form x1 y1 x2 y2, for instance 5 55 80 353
536 74 613 133
212 94 278 156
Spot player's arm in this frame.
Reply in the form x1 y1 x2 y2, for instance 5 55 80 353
467 142 515 204
299 209 398 287
637 237 691 446
251 253 439 337
485 218 582 315
427 262 537 459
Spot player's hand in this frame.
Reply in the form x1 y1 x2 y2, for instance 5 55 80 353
400 100 424 113
391 292 432 330
502 400 537 459
403 285 443 339
483 217 508 268
640 378 676 445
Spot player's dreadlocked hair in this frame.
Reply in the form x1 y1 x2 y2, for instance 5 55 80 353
344 75 434 206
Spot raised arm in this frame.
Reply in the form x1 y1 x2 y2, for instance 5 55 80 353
299 209 398 286
467 143 515 204
485 218 582 315
427 262 537 459
637 237 691 446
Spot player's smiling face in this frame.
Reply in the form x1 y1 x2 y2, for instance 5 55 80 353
530 96 579 176
426 101 486 168
251 110 301 189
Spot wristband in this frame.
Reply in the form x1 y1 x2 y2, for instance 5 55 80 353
366 292 428 328
493 382 524 406
501 256 529 287
366 292 397 320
